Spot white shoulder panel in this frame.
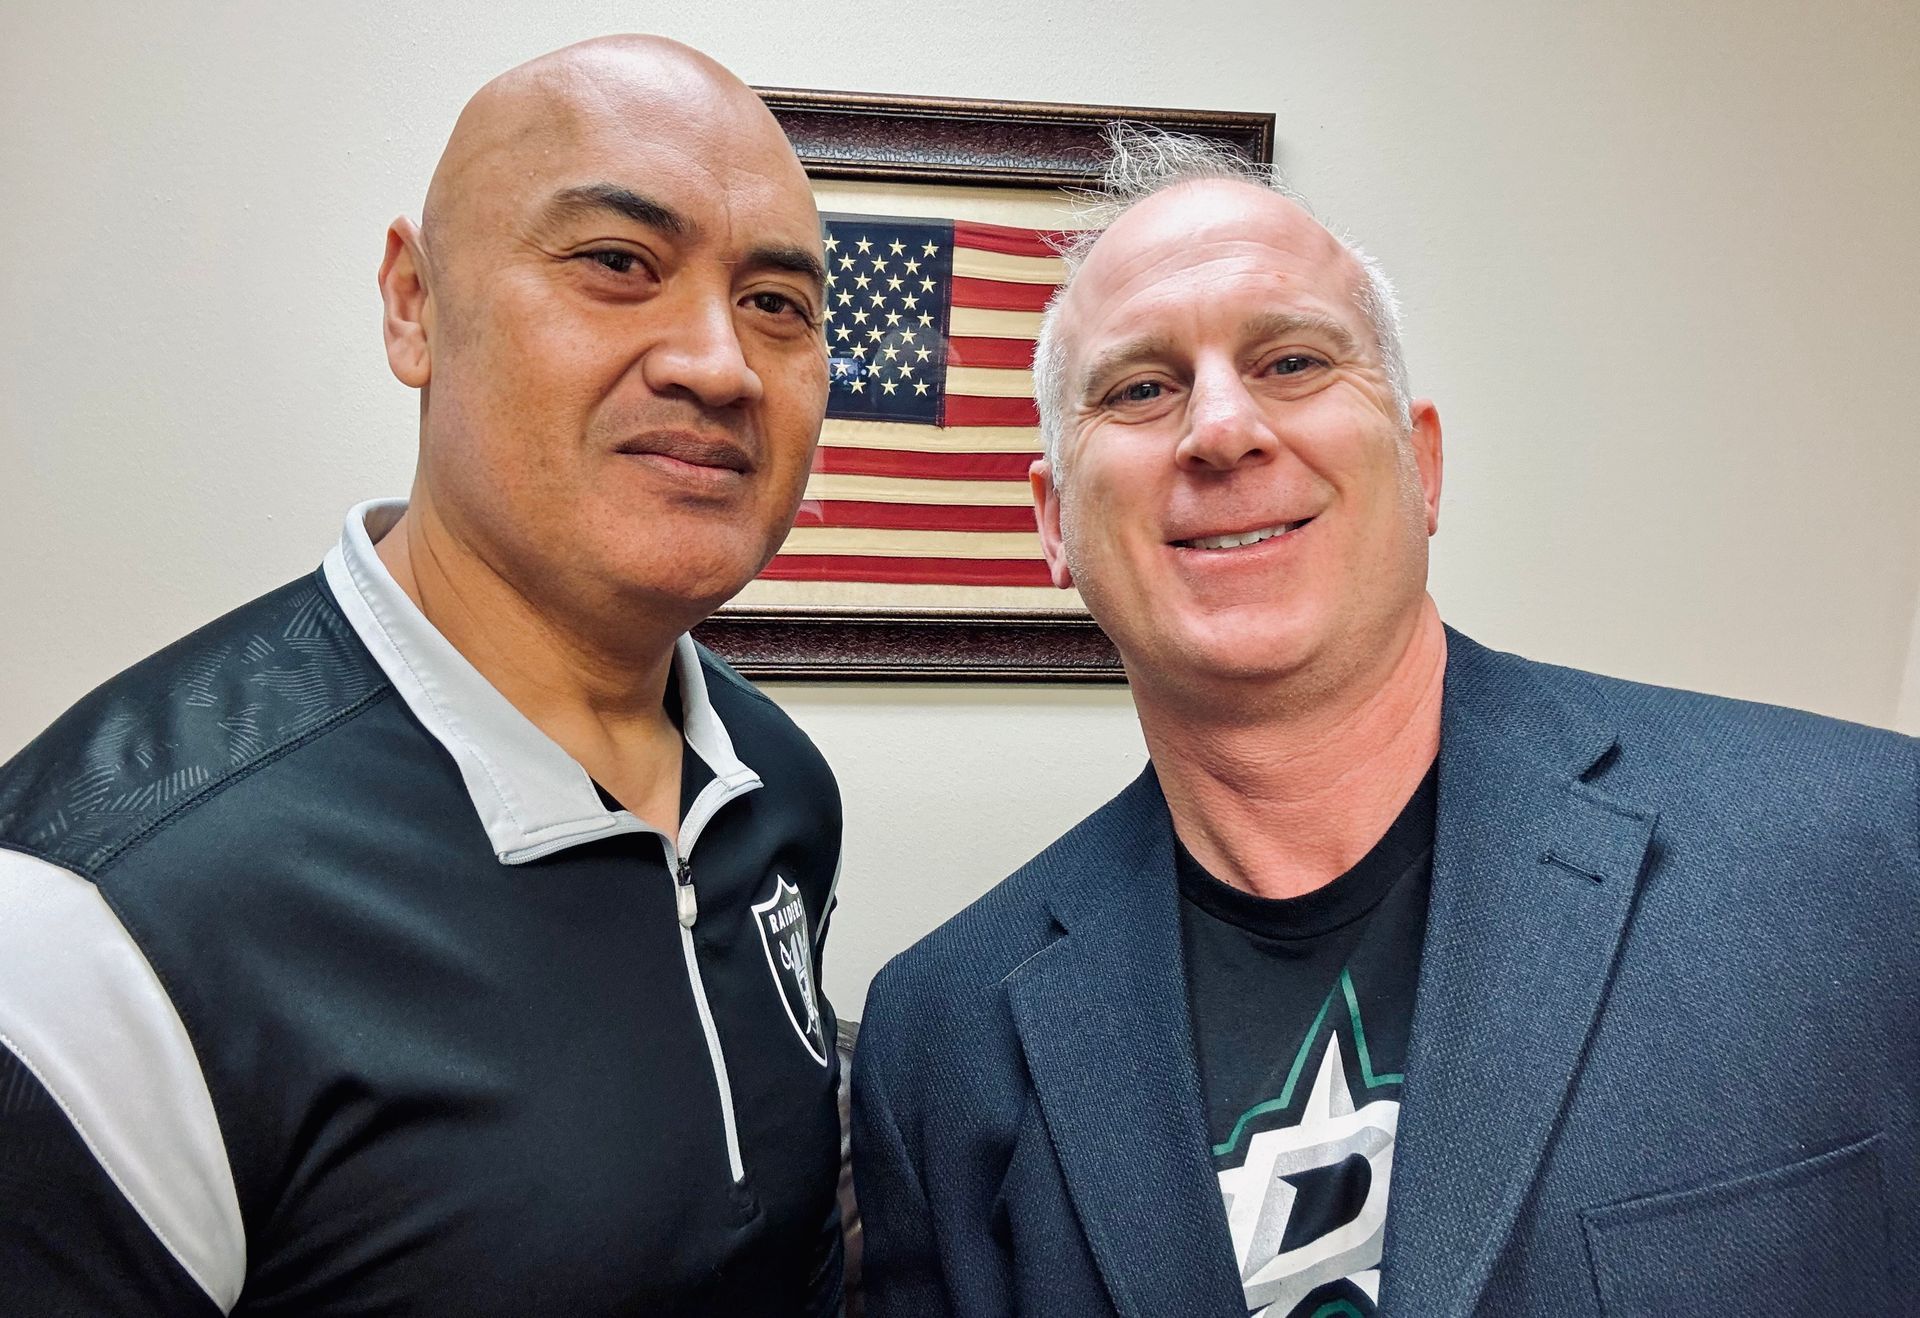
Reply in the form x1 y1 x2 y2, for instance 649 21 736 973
0 848 245 1311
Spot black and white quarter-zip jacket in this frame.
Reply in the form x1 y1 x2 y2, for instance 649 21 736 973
0 500 845 1316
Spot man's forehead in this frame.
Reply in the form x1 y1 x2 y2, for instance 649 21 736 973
1059 181 1364 352
428 40 815 245
503 96 793 210
1083 182 1344 299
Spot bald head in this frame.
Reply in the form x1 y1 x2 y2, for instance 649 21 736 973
420 36 809 279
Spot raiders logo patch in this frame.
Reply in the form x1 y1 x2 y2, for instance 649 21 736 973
752 875 829 1067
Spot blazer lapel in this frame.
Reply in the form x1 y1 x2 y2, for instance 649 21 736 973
1379 632 1657 1318
1007 770 1246 1318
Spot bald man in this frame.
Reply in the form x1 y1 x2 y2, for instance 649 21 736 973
0 37 847 1316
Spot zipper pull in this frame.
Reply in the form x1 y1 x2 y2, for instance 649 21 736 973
675 854 698 928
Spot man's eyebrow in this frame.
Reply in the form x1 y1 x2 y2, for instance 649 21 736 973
1242 310 1361 357
537 187 822 295
1077 334 1180 401
542 183 693 238
744 243 827 297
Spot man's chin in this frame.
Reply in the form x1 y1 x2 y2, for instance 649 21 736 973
1189 645 1316 688
1120 618 1323 694
602 543 772 616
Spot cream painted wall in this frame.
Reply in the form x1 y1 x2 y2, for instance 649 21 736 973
4 1 1917 1013
1899 569 1920 735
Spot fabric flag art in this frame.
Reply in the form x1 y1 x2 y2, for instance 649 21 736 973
761 212 1071 590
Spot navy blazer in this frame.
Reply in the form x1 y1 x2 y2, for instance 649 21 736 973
852 631 1919 1317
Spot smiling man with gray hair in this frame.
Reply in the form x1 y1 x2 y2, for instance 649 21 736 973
851 126 1919 1318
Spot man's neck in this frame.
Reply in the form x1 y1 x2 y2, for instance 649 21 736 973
372 493 690 838
1139 601 1448 901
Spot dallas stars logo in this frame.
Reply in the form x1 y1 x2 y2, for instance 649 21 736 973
1214 970 1401 1317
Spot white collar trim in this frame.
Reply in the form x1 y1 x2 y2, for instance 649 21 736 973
321 498 759 864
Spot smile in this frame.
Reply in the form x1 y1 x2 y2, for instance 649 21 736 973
1171 518 1313 551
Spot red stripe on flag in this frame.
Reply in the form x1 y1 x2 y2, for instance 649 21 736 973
794 501 1037 533
763 555 1056 587
945 394 1040 427
812 447 1036 481
951 277 1053 312
947 335 1036 370
952 220 1064 259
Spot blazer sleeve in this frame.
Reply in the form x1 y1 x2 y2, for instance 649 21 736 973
850 977 956 1318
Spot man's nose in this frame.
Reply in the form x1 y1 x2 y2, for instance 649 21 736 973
641 292 764 409
1175 362 1280 472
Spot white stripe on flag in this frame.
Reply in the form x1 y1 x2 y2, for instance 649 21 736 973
951 248 1066 285
819 421 1038 453
804 474 1034 505
781 527 1044 559
943 365 1036 398
950 307 1044 338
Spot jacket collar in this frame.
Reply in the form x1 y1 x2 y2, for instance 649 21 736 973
321 499 759 864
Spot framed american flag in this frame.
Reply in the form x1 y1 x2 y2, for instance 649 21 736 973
692 89 1275 681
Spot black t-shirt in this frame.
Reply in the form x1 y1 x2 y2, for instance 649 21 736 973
1178 768 1436 1318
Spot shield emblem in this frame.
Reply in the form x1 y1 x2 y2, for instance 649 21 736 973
751 874 829 1067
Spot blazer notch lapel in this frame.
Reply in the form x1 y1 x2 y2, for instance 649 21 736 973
1383 647 1657 1318
1007 820 1246 1318
1546 782 1660 888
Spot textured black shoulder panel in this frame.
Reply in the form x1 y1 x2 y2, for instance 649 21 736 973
0 571 390 877
694 639 777 709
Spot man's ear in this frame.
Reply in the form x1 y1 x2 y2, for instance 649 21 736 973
1408 398 1443 535
379 218 433 389
1029 457 1075 591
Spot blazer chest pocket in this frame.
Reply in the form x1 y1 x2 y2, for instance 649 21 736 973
1581 1133 1890 1317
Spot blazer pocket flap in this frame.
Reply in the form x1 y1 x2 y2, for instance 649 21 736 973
1582 1132 1890 1317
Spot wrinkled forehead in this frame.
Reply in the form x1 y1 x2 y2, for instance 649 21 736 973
1058 180 1364 354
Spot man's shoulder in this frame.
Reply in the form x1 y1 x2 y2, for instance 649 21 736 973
0 572 392 878
690 642 843 896
1496 640 1916 782
867 768 1161 1013
694 642 835 784
1507 638 1894 732
869 865 1056 1012
1474 637 1917 857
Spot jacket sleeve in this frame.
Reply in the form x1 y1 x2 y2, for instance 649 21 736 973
799 994 849 1318
849 977 956 1318
0 1045 226 1316
0 848 240 1316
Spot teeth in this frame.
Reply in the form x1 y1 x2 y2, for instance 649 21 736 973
1183 520 1302 550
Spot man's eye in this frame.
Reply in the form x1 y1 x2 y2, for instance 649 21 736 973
748 290 805 318
1108 380 1164 405
580 249 641 275
745 290 821 333
1269 354 1322 376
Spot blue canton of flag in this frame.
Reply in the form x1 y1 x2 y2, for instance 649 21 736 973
822 214 954 425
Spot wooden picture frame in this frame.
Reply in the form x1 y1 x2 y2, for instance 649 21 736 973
691 89 1275 682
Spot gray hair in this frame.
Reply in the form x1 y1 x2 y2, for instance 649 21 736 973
1032 123 1411 472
